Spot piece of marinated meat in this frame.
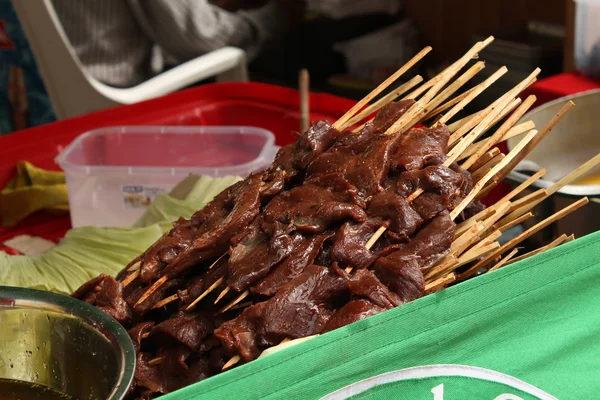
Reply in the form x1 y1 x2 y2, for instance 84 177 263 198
348 269 402 309
261 265 349 341
392 124 450 172
252 233 333 296
227 225 304 292
147 312 213 351
94 276 132 324
322 299 386 332
367 190 424 241
330 220 383 269
260 173 366 235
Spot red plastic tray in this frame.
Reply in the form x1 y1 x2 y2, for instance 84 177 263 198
0 82 355 248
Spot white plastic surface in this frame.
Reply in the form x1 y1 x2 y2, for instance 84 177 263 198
12 0 248 120
56 126 277 228
574 0 600 79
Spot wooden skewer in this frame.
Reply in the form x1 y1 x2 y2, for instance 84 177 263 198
470 148 501 172
333 46 432 130
299 69 310 133
405 61 486 125
386 37 495 135
152 293 179 310
457 120 536 161
423 85 477 120
230 300 253 311
215 286 230 304
472 153 505 182
439 66 508 127
495 101 575 183
450 97 522 150
458 197 589 280
507 189 547 213
344 75 424 130
500 152 600 226
462 95 537 170
450 129 540 220
222 355 241 371
403 64 452 100
450 221 485 255
505 234 568 265
424 273 456 292
488 248 519 272
148 356 165 366
134 276 169 307
494 212 534 233
458 168 545 235
187 277 225 311
448 72 539 149
209 253 227 270
220 290 250 314
121 270 140 289
454 241 500 270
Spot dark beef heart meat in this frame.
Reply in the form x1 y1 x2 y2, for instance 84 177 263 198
330 220 383 269
306 123 406 196
227 225 303 292
214 302 269 362
160 171 265 278
396 165 470 220
135 352 168 395
374 213 455 301
323 299 386 333
348 269 402 309
94 276 131 324
261 265 350 341
261 173 366 234
367 190 424 241
392 124 450 172
148 312 212 351
295 120 340 169
137 220 197 284
128 322 155 352
252 233 333 296
370 100 415 134
72 274 106 304
373 254 424 304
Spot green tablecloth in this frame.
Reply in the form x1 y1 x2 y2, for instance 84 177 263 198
165 230 600 400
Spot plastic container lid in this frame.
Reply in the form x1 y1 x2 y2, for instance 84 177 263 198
55 125 278 227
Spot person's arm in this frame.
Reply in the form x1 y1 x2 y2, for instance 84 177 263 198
127 0 289 62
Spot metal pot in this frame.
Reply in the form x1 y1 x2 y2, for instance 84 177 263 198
507 89 600 242
0 286 135 400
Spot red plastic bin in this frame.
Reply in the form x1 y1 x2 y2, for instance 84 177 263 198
0 82 355 248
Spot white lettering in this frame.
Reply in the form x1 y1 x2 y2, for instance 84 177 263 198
431 384 444 400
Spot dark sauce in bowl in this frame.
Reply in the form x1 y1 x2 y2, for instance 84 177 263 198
0 378 74 400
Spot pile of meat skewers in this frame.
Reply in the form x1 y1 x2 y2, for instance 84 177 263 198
72 37 597 400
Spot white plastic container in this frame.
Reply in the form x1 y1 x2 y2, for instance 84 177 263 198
574 0 600 79
56 126 278 228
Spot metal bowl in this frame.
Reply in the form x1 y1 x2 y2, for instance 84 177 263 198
506 89 600 241
508 89 600 196
0 286 135 400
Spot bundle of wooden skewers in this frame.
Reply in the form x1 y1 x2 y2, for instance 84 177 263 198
73 36 599 399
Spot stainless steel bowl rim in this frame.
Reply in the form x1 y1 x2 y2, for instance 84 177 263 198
509 88 600 196
0 285 136 400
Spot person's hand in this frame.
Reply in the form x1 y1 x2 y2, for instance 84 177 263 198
209 0 269 12
274 0 307 28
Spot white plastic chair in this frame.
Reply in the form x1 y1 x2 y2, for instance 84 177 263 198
12 0 248 120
